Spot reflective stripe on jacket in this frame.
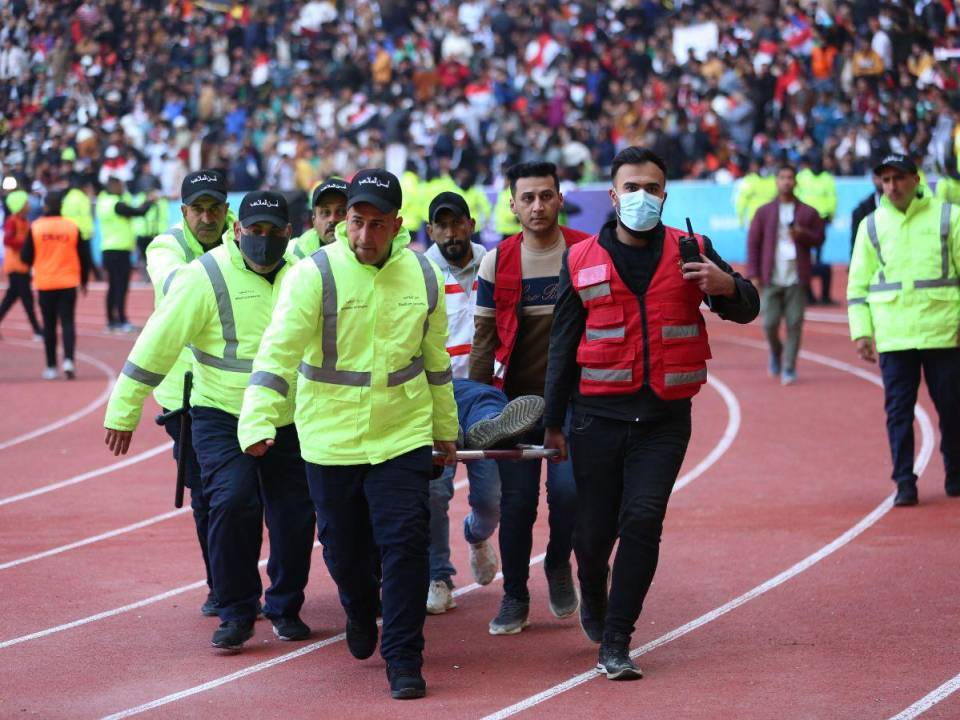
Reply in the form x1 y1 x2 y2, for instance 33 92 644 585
238 224 459 465
144 212 235 410
568 230 711 400
104 236 295 431
848 192 960 351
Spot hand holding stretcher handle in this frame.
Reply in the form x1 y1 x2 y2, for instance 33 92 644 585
432 445 561 462
153 371 193 509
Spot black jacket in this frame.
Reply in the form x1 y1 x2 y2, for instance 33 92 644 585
850 192 880 257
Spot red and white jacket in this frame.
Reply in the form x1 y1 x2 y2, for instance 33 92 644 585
567 228 712 401
425 241 486 379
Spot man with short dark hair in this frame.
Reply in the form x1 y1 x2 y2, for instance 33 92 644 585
747 164 825 384
471 161 589 635
544 145 758 679
289 178 349 259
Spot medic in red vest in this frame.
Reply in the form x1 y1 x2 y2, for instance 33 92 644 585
542 147 759 680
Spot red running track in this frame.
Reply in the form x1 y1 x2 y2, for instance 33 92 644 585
0 286 957 720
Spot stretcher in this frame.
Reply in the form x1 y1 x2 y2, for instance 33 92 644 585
432 445 560 461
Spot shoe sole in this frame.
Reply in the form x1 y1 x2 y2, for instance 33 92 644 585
894 498 918 507
391 687 426 700
466 396 545 449
210 629 253 651
488 618 530 635
272 626 310 641
595 663 643 680
201 606 219 617
425 600 456 615
549 598 579 619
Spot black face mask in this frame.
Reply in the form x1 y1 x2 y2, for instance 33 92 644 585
239 232 286 267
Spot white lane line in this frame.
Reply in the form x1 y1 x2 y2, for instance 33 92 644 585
0 340 116 451
2 321 137 342
674 375 739 492
805 309 849 324
92 375 739 718
0 507 190 571
478 340 935 720
0 543 323 651
98 554 547 720
0 441 172 507
889 673 960 719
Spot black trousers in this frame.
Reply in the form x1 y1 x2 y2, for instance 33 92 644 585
0 272 42 333
37 288 76 368
161 410 213 593
307 447 432 670
102 249 131 326
570 410 691 642
878 348 960 487
191 407 315 624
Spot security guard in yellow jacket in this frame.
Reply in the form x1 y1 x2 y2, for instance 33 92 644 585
848 154 960 506
287 177 348 259
238 169 459 700
104 191 316 651
145 169 234 617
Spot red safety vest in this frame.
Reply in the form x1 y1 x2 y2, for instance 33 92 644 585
567 227 712 400
492 226 590 389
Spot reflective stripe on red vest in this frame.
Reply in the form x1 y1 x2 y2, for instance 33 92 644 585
567 228 712 400
492 226 590 389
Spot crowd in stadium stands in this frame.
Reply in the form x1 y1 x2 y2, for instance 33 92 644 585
1 0 960 207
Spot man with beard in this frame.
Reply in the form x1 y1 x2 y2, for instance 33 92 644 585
544 146 759 679
289 178 349 259
422 192 544 615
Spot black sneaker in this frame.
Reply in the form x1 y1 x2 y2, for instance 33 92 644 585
894 482 918 507
271 615 311 641
465 395 545 449
596 637 643 680
386 666 426 699
200 591 220 617
545 563 579 618
946 477 960 498
346 616 378 659
579 590 607 644
488 594 530 635
210 620 254 650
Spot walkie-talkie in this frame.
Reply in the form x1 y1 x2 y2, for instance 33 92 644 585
679 217 701 267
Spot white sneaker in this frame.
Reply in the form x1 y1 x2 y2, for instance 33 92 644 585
63 359 76 380
42 367 58 380
425 580 456 615
469 540 499 586
32 333 43 342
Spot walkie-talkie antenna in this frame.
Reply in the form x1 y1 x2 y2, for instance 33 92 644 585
686 217 694 236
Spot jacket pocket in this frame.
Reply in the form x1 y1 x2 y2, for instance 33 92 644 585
584 304 625 343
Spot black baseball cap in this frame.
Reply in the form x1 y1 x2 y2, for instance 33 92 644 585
311 177 349 207
873 154 918 175
428 191 471 223
181 170 227 205
346 169 402 213
239 191 289 227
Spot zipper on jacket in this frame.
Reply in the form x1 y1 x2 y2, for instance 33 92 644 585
639 296 650 388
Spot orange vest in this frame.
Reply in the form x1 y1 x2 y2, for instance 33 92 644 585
491 226 590 389
567 228 712 401
3 215 30 274
31 217 80 291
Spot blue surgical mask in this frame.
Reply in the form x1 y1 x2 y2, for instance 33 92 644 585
615 189 663 233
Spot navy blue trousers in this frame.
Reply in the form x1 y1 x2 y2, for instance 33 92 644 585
878 348 960 487
191 406 315 624
161 410 213 593
307 446 432 670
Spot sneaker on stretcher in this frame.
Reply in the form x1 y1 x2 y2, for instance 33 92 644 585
465 395 545 450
